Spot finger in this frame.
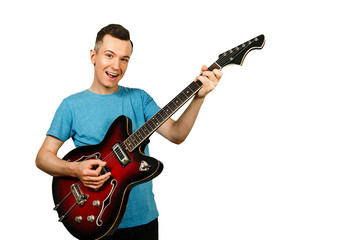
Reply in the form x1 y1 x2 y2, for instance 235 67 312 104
200 74 217 89
89 167 111 179
94 164 106 175
213 69 223 79
200 65 208 74
84 181 104 189
201 70 215 80
195 75 207 84
82 172 111 184
87 159 107 167
97 171 111 179
84 159 107 174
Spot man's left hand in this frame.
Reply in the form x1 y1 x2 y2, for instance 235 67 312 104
194 65 223 99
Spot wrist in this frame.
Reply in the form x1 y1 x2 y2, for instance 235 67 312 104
65 161 78 178
194 93 205 102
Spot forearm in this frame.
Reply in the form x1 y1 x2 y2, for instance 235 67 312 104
37 153 71 177
36 136 111 189
36 149 77 177
156 65 222 144
35 136 77 177
157 95 205 144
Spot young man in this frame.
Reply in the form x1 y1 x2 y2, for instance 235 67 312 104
36 24 222 239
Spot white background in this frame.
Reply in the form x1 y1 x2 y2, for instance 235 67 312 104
1 0 359 239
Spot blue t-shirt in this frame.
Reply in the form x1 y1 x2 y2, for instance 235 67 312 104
47 86 161 228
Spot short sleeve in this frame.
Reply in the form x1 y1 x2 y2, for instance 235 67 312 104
46 100 73 142
141 90 161 121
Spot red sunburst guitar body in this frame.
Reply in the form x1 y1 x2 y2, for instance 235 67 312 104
51 35 265 239
52 115 163 240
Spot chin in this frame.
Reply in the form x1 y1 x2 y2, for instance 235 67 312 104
102 79 120 87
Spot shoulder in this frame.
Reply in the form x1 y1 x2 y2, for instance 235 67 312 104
119 86 153 100
59 90 97 110
119 86 158 111
120 86 147 95
63 90 89 103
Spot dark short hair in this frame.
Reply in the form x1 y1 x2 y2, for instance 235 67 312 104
94 24 133 52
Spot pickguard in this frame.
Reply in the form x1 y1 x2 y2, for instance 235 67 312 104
73 152 101 162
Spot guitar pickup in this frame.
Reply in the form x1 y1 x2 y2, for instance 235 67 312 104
112 142 131 167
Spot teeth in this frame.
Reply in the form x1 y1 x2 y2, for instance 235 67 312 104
106 71 119 77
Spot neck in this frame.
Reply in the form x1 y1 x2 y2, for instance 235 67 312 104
89 83 119 95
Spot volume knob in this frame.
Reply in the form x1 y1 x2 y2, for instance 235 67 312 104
75 216 82 223
93 200 101 207
87 215 95 222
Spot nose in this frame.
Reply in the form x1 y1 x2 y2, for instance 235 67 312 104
111 58 121 70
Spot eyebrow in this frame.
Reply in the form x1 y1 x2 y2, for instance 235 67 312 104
105 50 130 59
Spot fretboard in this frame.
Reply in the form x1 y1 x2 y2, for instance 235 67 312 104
123 62 221 152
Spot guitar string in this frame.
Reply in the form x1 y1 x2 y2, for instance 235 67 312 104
111 38 258 155
82 38 259 174
66 151 118 191
64 38 258 197
117 39 257 154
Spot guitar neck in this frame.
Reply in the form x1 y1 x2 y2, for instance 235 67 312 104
122 34 266 152
123 62 221 152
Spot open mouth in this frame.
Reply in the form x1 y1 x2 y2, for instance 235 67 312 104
106 71 119 79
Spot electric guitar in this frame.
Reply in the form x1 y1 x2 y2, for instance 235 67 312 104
52 35 265 239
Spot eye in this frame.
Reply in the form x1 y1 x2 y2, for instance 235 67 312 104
106 54 113 58
121 58 129 63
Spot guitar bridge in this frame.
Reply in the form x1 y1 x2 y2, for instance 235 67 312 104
71 183 88 206
57 184 88 222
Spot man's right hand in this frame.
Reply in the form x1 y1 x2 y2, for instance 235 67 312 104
36 136 111 190
73 159 111 189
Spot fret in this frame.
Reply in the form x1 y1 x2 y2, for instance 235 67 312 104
147 119 156 129
154 113 164 123
152 117 160 128
158 109 168 119
178 92 187 102
163 106 171 115
134 131 142 140
173 97 181 107
143 123 151 133
135 128 146 140
125 139 133 150
122 35 266 152
189 81 201 92
124 140 130 150
208 62 220 71
153 116 161 126
133 131 141 143
139 128 147 138
167 101 177 111
130 135 139 145
132 130 141 144
183 87 193 97
208 63 216 71
134 128 145 142
125 63 209 152
156 112 166 123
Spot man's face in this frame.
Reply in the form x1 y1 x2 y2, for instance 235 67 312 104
90 34 132 91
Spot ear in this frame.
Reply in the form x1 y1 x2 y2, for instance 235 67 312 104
90 49 96 65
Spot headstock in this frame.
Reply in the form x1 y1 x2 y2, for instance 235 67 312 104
216 35 265 68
